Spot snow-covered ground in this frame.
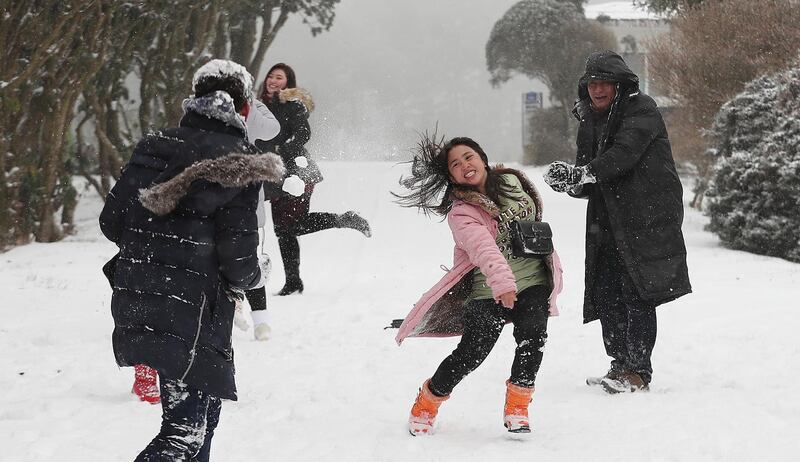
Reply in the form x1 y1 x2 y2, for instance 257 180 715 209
1 161 798 461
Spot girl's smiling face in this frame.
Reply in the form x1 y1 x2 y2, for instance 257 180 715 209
447 144 488 193
265 69 288 97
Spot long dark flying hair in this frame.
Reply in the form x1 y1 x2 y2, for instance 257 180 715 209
259 63 297 103
393 131 515 217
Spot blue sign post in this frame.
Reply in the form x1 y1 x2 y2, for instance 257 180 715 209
522 91 544 147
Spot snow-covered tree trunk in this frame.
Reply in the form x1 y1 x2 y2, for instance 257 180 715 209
0 1 116 247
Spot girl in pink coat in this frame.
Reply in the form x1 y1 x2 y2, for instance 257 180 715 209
394 135 563 436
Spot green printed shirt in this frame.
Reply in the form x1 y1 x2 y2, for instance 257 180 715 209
469 174 549 300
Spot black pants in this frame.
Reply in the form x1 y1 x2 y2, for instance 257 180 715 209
135 379 221 462
594 245 657 383
429 284 550 396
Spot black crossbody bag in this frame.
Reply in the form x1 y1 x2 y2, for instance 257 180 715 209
509 220 553 257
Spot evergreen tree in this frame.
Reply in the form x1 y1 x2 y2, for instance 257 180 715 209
705 62 800 262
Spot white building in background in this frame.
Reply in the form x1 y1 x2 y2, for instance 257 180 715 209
584 1 672 103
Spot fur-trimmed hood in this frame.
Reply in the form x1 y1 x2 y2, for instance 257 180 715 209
278 87 314 113
139 152 284 215
450 166 544 221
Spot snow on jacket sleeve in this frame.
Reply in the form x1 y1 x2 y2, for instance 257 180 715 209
588 101 661 183
448 204 516 300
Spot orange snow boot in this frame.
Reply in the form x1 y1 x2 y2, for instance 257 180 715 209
504 381 534 433
132 364 160 404
408 379 449 436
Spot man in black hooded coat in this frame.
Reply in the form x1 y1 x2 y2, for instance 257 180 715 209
543 50 691 393
100 59 283 460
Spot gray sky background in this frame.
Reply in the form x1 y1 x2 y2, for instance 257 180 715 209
259 0 630 162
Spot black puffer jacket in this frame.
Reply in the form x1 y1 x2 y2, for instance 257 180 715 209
258 88 322 197
571 50 691 323
100 106 284 400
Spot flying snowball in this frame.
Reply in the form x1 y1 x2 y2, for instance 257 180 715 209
294 156 309 168
282 175 306 197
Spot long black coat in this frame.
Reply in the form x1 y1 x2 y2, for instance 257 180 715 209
571 50 691 323
258 87 322 197
100 110 284 400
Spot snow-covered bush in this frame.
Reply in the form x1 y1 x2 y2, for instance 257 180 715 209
705 63 800 262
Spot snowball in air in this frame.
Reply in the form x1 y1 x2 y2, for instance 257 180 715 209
282 175 306 197
294 156 309 168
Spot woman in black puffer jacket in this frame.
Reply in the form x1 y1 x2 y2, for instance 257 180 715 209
100 59 285 460
257 63 371 295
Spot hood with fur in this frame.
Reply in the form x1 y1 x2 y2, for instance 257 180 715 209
279 87 315 113
139 152 284 216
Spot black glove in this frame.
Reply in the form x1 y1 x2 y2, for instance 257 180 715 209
543 161 595 193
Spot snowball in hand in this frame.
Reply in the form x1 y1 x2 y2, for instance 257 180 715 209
282 175 306 197
294 156 309 168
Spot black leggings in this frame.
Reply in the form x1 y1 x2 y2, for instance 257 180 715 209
244 286 267 312
429 284 550 396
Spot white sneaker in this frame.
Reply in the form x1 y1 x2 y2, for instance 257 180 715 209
233 301 250 331
251 310 272 341
254 323 272 341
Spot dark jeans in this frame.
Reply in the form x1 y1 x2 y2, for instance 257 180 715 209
271 184 340 280
135 379 222 462
429 284 550 396
594 245 657 383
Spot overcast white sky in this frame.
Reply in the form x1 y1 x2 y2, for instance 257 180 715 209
260 0 642 162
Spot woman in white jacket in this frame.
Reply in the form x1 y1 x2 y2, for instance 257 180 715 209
238 99 281 340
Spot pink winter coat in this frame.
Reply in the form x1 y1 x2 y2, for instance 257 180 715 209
396 168 563 345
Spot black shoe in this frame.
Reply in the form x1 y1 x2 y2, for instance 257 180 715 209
277 278 304 296
338 211 371 237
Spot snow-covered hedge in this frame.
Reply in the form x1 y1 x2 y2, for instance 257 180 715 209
705 62 800 262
